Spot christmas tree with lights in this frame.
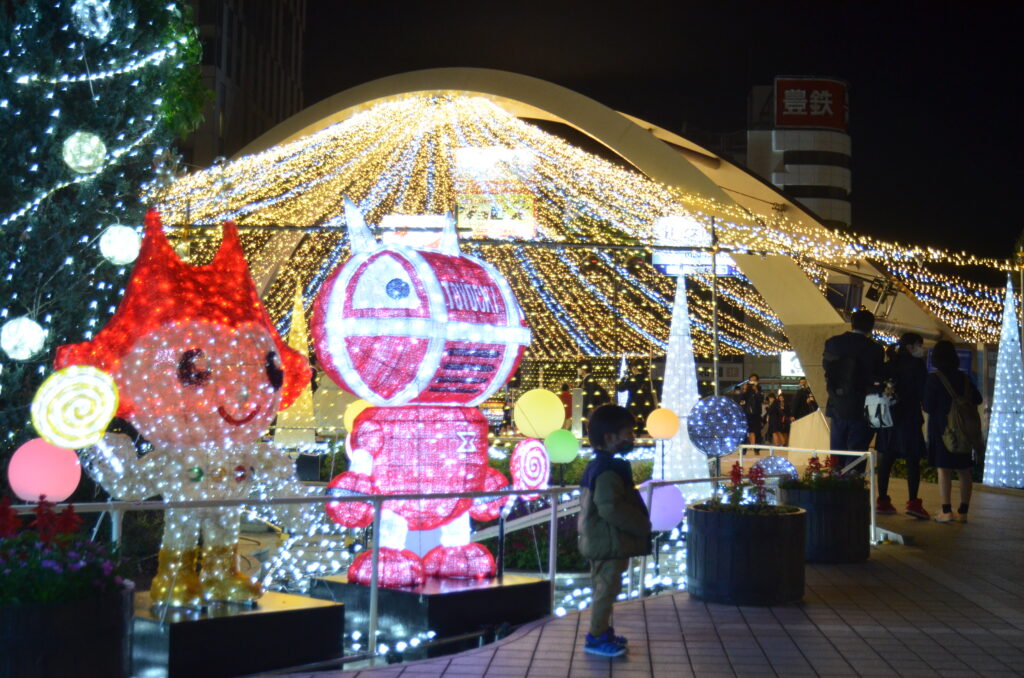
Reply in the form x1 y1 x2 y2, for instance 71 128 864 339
655 275 711 499
983 277 1024 488
0 0 205 465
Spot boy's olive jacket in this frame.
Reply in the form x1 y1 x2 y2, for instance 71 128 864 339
577 453 652 560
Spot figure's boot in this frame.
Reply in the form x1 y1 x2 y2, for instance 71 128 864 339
150 548 204 608
347 547 425 587
423 514 496 579
423 543 496 579
199 543 262 604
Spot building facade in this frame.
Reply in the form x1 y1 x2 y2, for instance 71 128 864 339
745 78 852 229
184 0 307 168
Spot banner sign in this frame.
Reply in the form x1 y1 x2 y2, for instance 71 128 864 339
775 77 848 131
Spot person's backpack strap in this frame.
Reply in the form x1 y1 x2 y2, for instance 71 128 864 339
934 370 957 399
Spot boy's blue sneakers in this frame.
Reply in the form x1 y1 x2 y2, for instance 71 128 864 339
584 628 628 657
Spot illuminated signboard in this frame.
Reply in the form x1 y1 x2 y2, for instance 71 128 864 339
775 77 848 131
379 213 457 249
456 192 536 239
651 216 738 276
780 351 805 377
454 146 537 240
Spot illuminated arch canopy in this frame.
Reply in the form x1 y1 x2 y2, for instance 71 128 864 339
150 69 1008 386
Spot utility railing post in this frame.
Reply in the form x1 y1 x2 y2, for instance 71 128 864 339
548 492 559 613
867 451 877 544
367 499 383 666
110 508 123 545
639 483 655 600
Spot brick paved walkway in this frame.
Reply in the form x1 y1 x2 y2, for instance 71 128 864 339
279 479 1024 677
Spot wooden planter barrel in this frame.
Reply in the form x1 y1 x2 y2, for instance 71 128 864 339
686 505 806 606
0 589 132 678
778 487 870 563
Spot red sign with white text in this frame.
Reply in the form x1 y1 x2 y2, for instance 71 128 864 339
775 78 848 131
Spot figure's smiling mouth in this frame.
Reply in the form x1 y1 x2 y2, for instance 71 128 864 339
218 404 260 426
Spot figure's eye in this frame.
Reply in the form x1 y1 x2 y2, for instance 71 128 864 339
178 349 211 387
266 350 284 391
351 254 418 309
386 277 410 299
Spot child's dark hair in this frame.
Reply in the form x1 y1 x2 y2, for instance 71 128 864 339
588 404 635 450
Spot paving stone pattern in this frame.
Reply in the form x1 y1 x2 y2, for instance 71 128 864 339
282 479 1024 677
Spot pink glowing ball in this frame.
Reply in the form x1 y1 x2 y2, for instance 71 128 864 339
7 438 82 502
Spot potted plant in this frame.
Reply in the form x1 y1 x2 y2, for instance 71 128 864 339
778 456 870 563
0 497 134 678
686 462 806 606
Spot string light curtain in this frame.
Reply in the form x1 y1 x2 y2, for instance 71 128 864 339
150 94 1011 355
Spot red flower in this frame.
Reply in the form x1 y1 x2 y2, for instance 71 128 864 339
56 504 83 536
748 464 766 486
748 465 767 502
28 497 59 544
0 496 20 538
807 456 822 474
729 461 743 486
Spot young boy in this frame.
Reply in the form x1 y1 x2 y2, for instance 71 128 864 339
577 404 653 657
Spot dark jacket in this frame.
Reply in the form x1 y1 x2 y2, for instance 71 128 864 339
737 384 763 424
578 453 652 560
887 351 927 428
766 397 788 434
823 330 885 420
793 386 816 419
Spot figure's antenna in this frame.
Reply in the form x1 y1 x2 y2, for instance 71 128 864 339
344 198 376 252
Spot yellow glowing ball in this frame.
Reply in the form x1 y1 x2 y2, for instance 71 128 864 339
31 366 119 449
343 399 373 432
513 388 564 439
646 408 680 440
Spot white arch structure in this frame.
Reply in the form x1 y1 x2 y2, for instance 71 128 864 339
230 67 949 401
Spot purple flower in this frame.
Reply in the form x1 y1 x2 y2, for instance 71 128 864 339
68 561 85 571
101 561 114 576
40 559 62 573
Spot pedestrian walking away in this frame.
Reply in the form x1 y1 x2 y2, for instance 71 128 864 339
924 340 983 524
822 310 885 470
875 333 930 519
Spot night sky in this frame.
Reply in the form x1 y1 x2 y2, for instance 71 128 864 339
304 1 1022 260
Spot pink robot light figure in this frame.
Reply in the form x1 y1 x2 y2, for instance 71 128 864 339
313 200 530 587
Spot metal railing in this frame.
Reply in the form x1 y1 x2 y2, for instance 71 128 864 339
7 460 870 668
737 444 879 545
10 476 717 666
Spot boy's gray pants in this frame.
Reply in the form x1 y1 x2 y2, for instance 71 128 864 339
588 557 628 636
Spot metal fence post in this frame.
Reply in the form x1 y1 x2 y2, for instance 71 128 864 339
548 492 559 613
867 451 877 544
638 483 655 599
110 509 123 545
367 499 382 666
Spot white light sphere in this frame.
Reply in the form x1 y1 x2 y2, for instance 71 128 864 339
752 455 799 481
71 0 113 40
62 131 107 174
1 316 48 360
99 225 141 265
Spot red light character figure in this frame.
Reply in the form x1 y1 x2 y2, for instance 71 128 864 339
56 210 311 607
314 200 529 587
